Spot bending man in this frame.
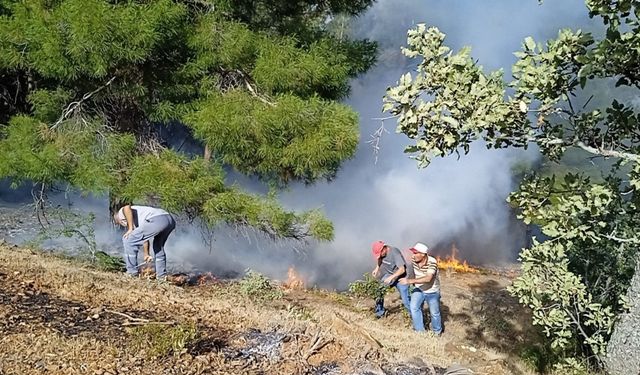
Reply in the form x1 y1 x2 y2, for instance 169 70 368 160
114 204 176 281
371 240 411 318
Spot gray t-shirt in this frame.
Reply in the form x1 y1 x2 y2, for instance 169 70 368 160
117 205 169 227
379 246 407 276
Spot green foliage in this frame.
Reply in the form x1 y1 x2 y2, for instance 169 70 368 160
0 0 187 79
0 116 66 184
28 88 74 122
252 38 351 98
120 150 226 214
129 322 198 358
237 270 284 303
519 341 563 374
185 90 359 184
509 239 616 356
385 1 640 371
348 273 389 301
94 250 126 272
0 0 375 241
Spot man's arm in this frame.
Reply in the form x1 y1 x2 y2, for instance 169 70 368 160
385 250 408 282
384 250 407 283
122 205 134 231
384 265 406 283
405 272 433 284
143 241 152 262
372 257 383 277
122 205 136 238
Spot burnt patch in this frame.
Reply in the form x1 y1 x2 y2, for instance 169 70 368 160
0 272 159 340
307 362 342 374
222 329 286 362
188 335 228 355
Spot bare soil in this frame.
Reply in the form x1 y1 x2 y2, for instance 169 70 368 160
0 244 540 375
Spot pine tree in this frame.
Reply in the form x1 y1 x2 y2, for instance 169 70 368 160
0 0 377 240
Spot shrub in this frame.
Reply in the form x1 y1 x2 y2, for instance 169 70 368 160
238 270 284 302
129 322 198 358
348 273 389 300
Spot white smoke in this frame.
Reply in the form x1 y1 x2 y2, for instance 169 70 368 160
1 0 595 289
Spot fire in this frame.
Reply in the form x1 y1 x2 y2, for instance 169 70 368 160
436 244 479 273
284 266 305 290
196 272 216 286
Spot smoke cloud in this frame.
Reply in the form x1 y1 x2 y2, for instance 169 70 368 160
1 0 594 289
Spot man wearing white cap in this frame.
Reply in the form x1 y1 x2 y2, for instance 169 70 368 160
399 242 442 335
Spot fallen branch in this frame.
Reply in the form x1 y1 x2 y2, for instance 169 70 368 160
304 331 333 361
105 309 149 323
121 321 176 327
332 313 383 348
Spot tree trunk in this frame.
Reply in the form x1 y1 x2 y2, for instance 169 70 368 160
204 144 212 162
605 257 640 375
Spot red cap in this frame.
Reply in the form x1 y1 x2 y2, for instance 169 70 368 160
372 241 386 259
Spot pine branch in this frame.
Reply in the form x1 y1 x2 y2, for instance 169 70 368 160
51 77 116 130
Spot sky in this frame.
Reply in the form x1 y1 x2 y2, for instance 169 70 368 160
0 0 598 289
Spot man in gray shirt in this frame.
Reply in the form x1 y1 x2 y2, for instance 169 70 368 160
114 204 176 281
371 240 411 318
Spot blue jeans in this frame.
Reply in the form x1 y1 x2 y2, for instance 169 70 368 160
410 289 442 334
375 273 411 317
123 214 175 278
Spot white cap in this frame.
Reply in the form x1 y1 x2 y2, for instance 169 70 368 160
410 242 429 254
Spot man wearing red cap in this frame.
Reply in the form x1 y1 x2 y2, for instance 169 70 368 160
399 242 442 335
371 240 411 318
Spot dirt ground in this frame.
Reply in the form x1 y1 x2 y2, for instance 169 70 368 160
0 244 541 375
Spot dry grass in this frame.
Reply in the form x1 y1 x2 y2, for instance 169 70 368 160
0 245 541 375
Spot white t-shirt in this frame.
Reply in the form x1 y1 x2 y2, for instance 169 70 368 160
117 205 169 227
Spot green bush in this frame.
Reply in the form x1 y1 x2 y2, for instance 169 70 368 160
348 273 389 300
129 322 198 358
94 251 126 272
238 270 284 302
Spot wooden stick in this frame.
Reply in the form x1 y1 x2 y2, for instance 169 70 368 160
121 321 176 327
105 309 149 322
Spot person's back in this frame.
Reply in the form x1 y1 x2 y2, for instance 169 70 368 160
378 246 406 278
117 205 169 227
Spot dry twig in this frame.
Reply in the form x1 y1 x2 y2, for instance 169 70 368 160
51 76 116 130
303 329 333 361
366 122 389 165
105 309 149 323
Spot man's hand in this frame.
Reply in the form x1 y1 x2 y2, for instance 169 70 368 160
383 275 396 285
372 266 380 278
144 254 153 263
123 229 133 239
398 278 409 285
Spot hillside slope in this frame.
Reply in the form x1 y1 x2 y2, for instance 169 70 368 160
0 244 540 375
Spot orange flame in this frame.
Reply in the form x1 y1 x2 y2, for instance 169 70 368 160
197 272 216 286
284 266 305 290
436 244 479 273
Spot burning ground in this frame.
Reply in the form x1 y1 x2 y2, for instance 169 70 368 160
0 243 543 375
